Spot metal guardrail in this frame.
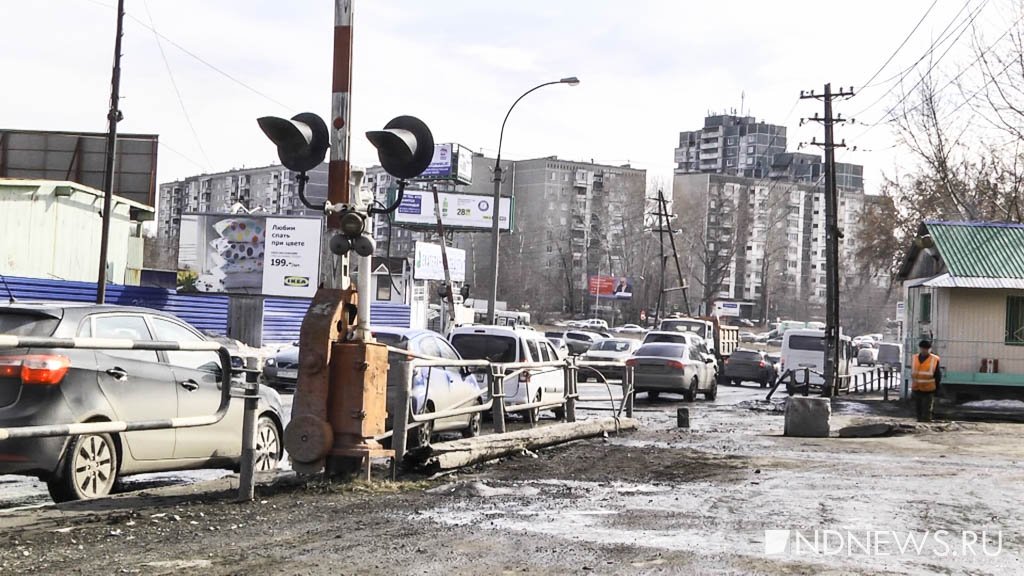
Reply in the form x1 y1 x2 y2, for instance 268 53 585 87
385 346 635 463
765 365 900 401
0 335 261 501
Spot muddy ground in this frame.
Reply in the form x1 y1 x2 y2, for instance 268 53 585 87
2 385 1023 575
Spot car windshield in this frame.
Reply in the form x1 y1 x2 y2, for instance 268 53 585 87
635 343 686 358
660 320 704 334
731 350 761 361
544 331 565 339
645 333 688 344
592 340 631 352
373 332 406 349
788 335 825 352
0 312 60 337
450 334 518 363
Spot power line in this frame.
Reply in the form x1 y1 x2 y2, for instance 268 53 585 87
858 0 941 90
852 0 986 118
141 0 212 170
75 0 294 110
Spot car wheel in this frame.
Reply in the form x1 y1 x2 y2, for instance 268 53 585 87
408 405 434 449
462 404 482 438
47 433 119 503
527 390 542 424
684 378 698 402
254 416 283 472
703 380 718 401
732 379 741 387
647 391 660 401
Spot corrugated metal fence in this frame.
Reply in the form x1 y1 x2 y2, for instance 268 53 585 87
2 275 229 333
262 298 412 344
2 275 411 344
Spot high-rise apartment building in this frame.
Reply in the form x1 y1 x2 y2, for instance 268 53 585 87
672 114 867 320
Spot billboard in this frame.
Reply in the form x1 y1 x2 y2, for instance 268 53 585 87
714 300 741 317
589 275 633 300
0 128 159 207
394 189 512 231
417 143 473 185
177 213 322 297
413 241 465 282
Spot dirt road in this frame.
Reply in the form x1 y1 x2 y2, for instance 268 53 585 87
2 385 1022 575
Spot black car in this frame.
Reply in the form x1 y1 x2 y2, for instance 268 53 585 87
0 302 285 502
723 349 778 387
263 343 299 392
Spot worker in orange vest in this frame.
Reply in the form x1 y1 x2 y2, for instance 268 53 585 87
911 339 942 422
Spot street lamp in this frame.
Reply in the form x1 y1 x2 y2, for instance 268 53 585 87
486 76 580 324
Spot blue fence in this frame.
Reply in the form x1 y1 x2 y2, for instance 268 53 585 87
262 298 411 344
2 275 229 334
1 275 411 344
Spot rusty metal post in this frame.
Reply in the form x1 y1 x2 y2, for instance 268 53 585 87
390 359 412 474
237 357 259 502
490 368 507 434
319 0 355 290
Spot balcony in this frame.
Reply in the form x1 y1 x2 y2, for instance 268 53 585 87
700 139 720 150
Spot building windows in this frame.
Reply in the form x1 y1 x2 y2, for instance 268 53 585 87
920 293 932 324
746 158 753 165
747 146 754 154
376 276 392 302
1006 296 1024 344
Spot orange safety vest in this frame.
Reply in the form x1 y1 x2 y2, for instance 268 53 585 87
911 353 940 392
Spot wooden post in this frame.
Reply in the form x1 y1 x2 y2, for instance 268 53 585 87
237 357 259 502
624 365 635 418
390 360 412 472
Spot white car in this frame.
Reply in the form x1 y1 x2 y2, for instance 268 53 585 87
582 318 610 331
449 325 566 422
614 324 645 334
641 331 718 383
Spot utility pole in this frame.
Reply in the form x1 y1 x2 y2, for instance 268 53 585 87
651 190 690 320
801 83 854 396
95 0 125 304
659 190 690 314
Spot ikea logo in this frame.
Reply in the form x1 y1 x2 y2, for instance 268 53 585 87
284 276 310 288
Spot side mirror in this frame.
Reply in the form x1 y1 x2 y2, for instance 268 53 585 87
704 358 715 364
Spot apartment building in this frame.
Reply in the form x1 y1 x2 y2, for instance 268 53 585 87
674 114 787 178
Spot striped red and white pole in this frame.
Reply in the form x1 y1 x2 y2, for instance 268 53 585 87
327 0 354 224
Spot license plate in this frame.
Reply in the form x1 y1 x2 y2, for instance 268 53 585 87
277 369 298 379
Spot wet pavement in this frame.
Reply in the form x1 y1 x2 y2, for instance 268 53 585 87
3 377 1024 575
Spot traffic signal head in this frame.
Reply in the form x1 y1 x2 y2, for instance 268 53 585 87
365 116 434 179
328 209 375 257
257 112 329 173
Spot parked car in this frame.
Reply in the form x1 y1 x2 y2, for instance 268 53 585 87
856 346 879 367
627 342 717 401
0 302 285 502
614 324 645 334
581 318 610 331
579 338 638 380
449 325 566 422
739 331 758 343
546 337 570 358
723 349 777 387
876 342 903 370
373 327 486 448
563 330 604 355
766 352 782 374
263 343 299 392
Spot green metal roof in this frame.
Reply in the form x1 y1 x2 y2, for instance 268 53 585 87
927 221 1024 279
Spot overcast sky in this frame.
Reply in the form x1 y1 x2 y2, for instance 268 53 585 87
1 0 1009 196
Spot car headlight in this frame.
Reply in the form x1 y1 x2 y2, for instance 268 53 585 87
265 358 276 367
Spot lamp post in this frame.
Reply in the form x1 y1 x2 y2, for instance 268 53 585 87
486 76 579 324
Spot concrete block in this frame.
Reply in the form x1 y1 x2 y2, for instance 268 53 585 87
784 397 831 437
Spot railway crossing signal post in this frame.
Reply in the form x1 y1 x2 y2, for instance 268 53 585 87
259 0 435 478
800 83 854 397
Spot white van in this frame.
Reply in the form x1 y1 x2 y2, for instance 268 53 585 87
449 325 566 420
780 329 851 389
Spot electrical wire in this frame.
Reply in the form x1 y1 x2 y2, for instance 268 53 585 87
75 0 294 110
141 0 212 170
859 0 941 91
